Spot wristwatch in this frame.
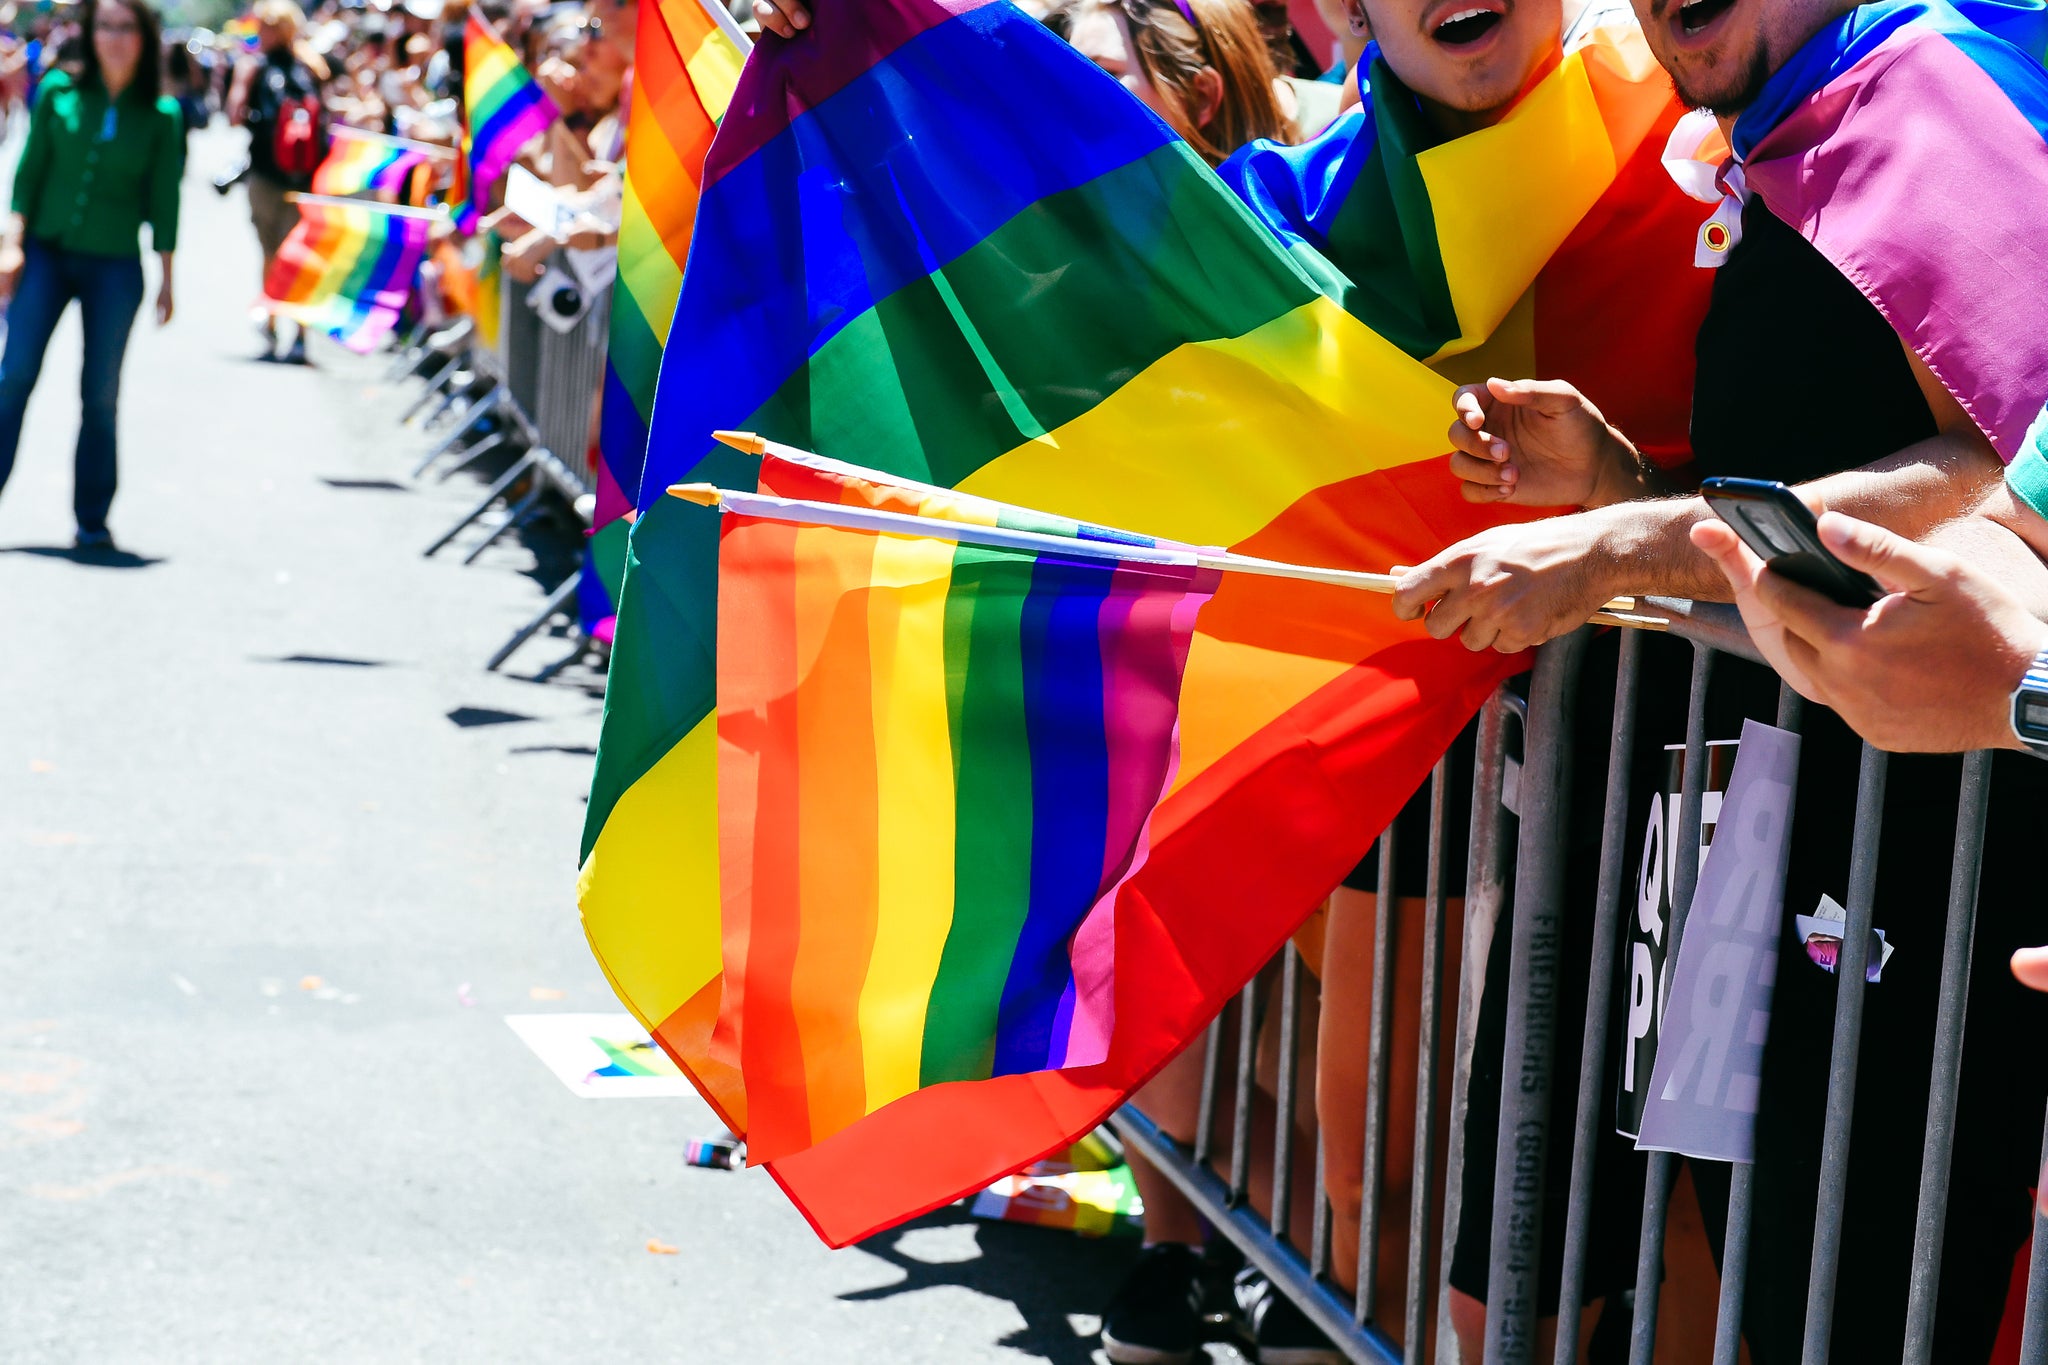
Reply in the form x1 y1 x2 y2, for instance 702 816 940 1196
2010 645 2048 754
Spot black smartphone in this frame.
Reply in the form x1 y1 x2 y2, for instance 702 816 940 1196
1699 477 1885 608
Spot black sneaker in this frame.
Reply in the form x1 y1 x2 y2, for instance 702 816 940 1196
1234 1267 1345 1365
72 528 115 552
1101 1242 1206 1365
281 334 309 366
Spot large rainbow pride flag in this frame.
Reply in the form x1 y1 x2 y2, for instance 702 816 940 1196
713 489 1213 1164
460 12 558 232
263 197 437 352
581 0 1708 1245
1716 0 2048 504
598 0 747 525
579 0 748 642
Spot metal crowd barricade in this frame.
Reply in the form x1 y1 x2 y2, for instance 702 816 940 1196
1110 603 2037 1365
389 270 620 668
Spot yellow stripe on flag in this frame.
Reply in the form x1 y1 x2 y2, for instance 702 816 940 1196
855 531 960 1113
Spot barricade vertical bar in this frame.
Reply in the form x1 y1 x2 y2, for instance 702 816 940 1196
1231 981 1259 1204
1629 644 1716 1365
1483 631 1588 1365
1800 742 1889 1365
1902 747 1992 1364
1313 1138 1334 1281
1709 685 1803 1365
1274 945 1302 1246
1359 823 1400 1324
2019 1106 2048 1365
1550 627 1642 1365
1438 687 1520 1365
1407 760 1451 1364
1195 1016 1223 1168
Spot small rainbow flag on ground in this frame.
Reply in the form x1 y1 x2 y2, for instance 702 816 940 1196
460 11 558 231
311 125 444 204
708 486 1213 1165
262 196 437 352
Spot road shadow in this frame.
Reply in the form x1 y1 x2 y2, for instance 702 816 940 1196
841 1203 1138 1364
446 705 535 728
1 544 164 570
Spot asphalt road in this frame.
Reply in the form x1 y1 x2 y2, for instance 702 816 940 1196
0 129 1138 1364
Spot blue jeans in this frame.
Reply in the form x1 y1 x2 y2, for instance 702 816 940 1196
0 241 145 535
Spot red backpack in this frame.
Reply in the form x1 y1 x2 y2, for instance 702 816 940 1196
271 92 325 180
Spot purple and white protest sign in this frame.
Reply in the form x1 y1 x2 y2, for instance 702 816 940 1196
1634 718 1800 1163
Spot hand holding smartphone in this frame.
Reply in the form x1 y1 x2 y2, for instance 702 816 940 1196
1699 477 1885 608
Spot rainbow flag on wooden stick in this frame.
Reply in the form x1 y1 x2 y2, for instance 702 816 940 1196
311 125 447 204
704 485 1213 1165
579 0 1700 1246
460 11 559 231
262 195 437 352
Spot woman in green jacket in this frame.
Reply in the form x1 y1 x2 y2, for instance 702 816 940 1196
0 0 180 551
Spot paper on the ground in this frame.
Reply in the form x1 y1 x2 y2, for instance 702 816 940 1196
1636 718 1800 1162
1796 894 1895 982
505 1013 695 1098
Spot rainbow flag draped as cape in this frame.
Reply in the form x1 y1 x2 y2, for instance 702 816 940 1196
262 197 436 352
311 125 439 204
1714 0 2048 504
713 490 1214 1164
460 12 558 232
1219 1 1711 469
581 0 1705 1246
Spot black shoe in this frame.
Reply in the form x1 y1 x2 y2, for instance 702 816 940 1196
1234 1267 1345 1365
1102 1242 1206 1365
281 335 309 366
72 528 115 552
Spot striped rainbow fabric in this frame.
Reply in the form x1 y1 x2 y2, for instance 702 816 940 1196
713 490 1213 1164
581 0 1709 1245
461 11 558 231
1722 0 2048 486
598 0 747 524
310 125 438 204
262 197 435 353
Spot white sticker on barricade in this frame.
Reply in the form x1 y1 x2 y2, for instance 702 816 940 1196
1634 718 1800 1163
1615 736 1740 1140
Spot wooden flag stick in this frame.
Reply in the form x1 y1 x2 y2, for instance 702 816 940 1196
283 191 451 221
327 124 459 158
672 481 1668 633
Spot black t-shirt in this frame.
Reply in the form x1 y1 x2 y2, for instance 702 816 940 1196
1690 199 1938 477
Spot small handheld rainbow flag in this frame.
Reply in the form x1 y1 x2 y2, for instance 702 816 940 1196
263 195 438 352
311 125 448 205
460 11 559 231
705 486 1215 1166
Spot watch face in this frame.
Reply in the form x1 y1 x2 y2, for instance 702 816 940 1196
2025 696 2048 737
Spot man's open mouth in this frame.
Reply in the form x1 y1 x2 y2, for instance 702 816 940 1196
1677 0 1736 35
1433 6 1505 46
